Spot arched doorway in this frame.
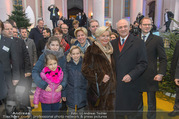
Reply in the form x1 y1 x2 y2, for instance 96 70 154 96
148 1 155 23
67 0 83 19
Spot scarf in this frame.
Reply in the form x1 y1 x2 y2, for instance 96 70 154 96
44 66 62 84
44 46 64 59
94 41 113 63
76 40 90 53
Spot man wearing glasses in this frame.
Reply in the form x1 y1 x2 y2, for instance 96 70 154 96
138 17 167 119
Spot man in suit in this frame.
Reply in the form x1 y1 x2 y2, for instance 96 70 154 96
48 4 59 29
76 12 82 27
138 17 167 119
168 40 179 117
164 9 174 32
111 19 148 118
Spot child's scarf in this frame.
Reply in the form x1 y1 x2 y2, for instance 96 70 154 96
44 66 62 84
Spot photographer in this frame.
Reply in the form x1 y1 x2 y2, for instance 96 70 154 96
130 21 140 36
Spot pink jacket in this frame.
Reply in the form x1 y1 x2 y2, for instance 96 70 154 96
33 66 63 104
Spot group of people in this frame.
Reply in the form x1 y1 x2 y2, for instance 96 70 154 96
0 9 178 119
48 4 87 29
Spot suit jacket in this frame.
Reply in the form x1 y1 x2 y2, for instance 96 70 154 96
111 34 148 110
170 41 179 81
48 7 59 20
165 11 174 22
24 38 37 69
138 33 167 92
0 35 20 80
13 37 31 79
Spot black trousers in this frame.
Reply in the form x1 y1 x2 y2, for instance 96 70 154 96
52 17 58 29
138 91 156 119
173 86 179 110
165 21 171 32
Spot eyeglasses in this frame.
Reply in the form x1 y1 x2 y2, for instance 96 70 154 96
142 24 152 26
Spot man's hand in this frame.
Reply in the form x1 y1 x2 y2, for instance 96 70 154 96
12 80 19 86
102 75 110 83
25 72 31 77
45 85 51 91
122 74 132 83
174 79 179 86
154 74 163 81
55 85 62 92
62 97 66 102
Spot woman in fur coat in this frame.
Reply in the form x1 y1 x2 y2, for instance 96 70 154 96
82 26 116 110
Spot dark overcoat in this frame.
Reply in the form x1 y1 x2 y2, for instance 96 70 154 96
111 34 148 110
0 61 7 100
138 34 167 91
0 35 20 81
82 42 116 110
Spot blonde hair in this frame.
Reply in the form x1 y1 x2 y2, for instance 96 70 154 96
74 27 88 38
95 26 111 38
66 46 84 62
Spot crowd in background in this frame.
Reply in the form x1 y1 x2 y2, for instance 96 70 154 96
0 7 178 119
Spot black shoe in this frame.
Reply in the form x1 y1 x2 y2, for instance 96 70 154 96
168 110 179 117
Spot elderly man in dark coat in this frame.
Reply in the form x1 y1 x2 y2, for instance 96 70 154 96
111 19 147 118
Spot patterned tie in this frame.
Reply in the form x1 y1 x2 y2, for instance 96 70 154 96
121 39 125 45
143 36 146 42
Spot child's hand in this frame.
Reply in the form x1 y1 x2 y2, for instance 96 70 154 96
62 97 66 101
34 104 38 109
45 85 51 91
55 85 62 92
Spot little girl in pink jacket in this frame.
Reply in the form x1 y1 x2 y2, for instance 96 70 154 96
33 54 63 116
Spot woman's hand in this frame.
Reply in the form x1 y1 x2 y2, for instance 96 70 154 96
45 85 51 91
34 104 38 109
102 74 110 83
55 85 62 92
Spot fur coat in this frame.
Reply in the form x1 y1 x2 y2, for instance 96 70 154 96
82 42 116 110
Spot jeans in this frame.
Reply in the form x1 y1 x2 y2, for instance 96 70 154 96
41 102 62 119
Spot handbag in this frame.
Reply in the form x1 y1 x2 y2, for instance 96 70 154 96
87 55 100 107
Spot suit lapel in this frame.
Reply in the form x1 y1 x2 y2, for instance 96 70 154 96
119 34 133 57
145 33 153 46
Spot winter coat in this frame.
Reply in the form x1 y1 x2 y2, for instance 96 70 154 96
32 47 67 90
65 57 87 109
29 26 44 47
13 37 31 79
24 38 37 70
82 42 116 110
0 61 7 100
111 34 148 111
33 66 63 104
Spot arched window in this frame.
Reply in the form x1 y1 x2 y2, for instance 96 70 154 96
13 0 22 6
105 0 109 17
125 0 130 17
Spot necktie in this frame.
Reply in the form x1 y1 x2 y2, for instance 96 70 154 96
142 36 146 42
121 39 125 45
